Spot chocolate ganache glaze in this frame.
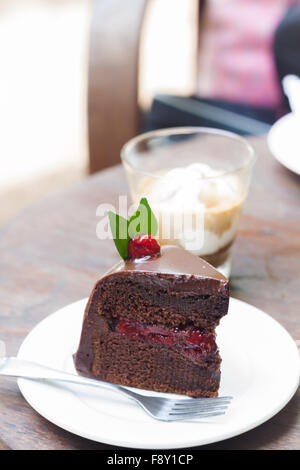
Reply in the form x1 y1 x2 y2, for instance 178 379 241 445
74 246 229 397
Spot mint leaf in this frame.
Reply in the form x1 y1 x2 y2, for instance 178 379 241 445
128 197 158 239
108 211 129 260
107 198 158 260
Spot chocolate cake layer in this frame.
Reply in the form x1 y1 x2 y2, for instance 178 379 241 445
74 246 229 397
96 274 227 330
75 318 221 398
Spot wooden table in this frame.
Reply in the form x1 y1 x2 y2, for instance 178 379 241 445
0 137 299 450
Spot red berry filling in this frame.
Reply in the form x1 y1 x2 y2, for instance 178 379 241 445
128 235 161 260
115 318 217 356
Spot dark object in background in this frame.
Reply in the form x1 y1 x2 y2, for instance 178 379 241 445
274 5 300 108
145 95 274 136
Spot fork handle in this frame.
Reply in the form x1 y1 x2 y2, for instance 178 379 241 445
0 357 137 399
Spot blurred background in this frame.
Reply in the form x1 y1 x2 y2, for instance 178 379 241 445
0 0 299 226
0 0 89 225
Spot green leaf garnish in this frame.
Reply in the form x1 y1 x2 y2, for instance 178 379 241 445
108 211 129 260
128 197 158 239
108 197 158 260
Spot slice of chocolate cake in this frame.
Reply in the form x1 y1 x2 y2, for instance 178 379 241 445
74 245 229 397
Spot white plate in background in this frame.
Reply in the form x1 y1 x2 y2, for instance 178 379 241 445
268 112 300 175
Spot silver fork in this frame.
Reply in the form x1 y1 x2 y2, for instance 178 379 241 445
0 341 232 421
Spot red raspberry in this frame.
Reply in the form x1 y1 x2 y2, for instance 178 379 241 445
185 331 216 354
128 234 161 260
116 318 139 338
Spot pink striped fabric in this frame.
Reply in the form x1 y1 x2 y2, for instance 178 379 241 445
197 0 297 107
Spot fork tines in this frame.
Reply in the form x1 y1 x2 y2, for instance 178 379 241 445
166 396 233 421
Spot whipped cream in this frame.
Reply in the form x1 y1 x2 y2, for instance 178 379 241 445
140 163 244 256
146 163 240 212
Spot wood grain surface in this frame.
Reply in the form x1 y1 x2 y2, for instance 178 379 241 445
0 137 299 450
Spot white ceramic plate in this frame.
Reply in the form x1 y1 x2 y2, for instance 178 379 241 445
268 112 300 175
18 298 299 449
